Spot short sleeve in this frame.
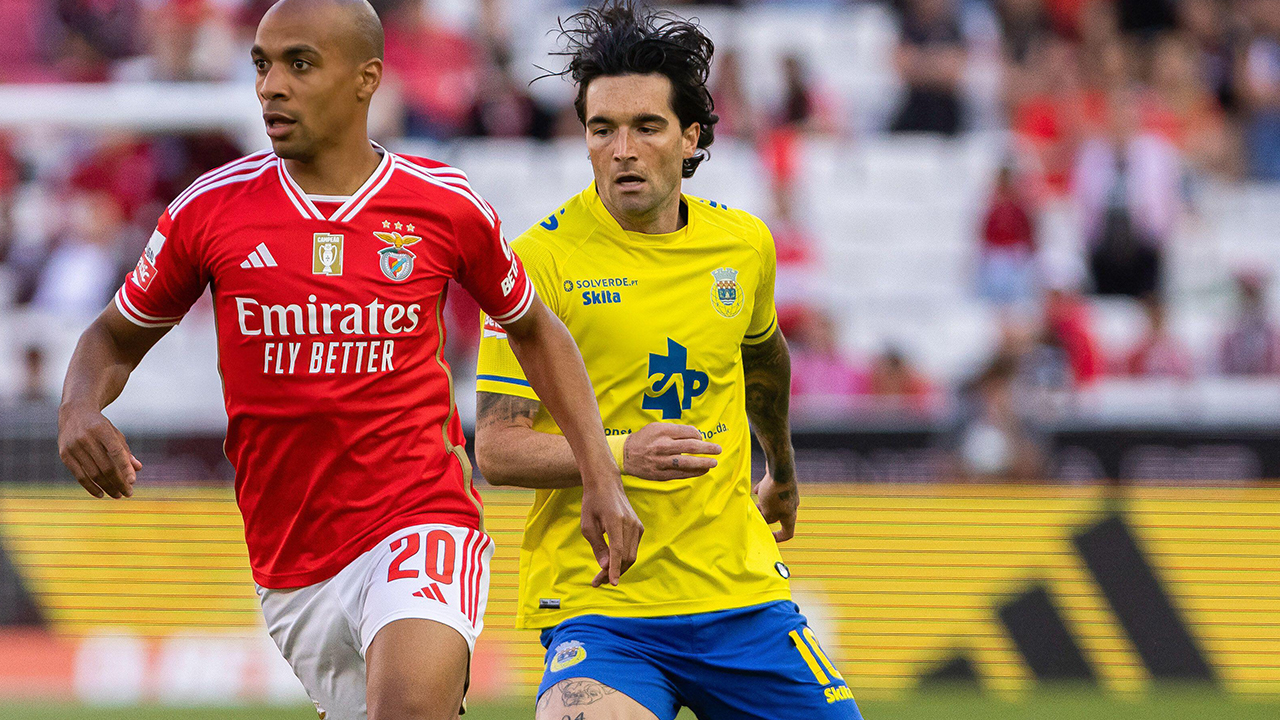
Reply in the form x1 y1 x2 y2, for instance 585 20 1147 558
743 218 779 345
475 312 539 401
114 206 208 328
453 202 536 326
474 236 561 401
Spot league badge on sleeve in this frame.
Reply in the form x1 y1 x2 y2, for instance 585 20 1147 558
374 231 421 282
710 267 744 318
131 230 167 290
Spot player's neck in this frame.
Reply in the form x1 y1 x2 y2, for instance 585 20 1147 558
607 188 687 235
283 138 382 197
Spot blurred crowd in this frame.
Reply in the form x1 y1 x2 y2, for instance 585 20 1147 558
3 0 1280 475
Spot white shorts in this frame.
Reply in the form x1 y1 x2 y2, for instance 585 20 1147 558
257 523 493 720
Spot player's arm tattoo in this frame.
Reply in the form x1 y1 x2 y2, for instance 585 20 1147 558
742 329 796 488
475 391 541 432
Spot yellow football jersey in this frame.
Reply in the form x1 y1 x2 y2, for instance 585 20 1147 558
476 184 791 628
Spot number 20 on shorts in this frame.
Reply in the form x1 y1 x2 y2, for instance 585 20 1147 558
387 530 457 583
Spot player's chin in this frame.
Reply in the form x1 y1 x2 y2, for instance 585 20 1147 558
611 190 657 215
268 133 308 160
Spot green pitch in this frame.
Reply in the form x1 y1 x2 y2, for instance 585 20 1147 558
6 690 1279 720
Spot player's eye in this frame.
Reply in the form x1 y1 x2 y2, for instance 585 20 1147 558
253 59 268 73
592 128 610 137
293 60 310 71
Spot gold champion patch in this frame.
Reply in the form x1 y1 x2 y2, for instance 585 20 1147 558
313 233 344 276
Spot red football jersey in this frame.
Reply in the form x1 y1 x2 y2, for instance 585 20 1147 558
115 146 535 588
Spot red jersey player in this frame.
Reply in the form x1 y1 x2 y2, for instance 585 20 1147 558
56 1 643 718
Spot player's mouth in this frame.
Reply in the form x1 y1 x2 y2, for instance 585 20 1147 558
614 172 646 191
263 112 298 139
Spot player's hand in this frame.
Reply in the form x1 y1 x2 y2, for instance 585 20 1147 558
58 406 142 499
580 474 644 588
622 422 721 481
753 465 798 543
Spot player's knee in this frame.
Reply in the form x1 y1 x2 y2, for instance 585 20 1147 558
367 684 459 720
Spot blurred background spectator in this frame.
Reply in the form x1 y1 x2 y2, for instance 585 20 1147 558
866 348 933 411
29 186 128 319
463 45 555 140
977 163 1039 306
949 353 1048 482
1120 294 1194 379
790 308 868 406
1075 90 1182 298
1220 270 1280 375
380 0 482 139
20 346 50 406
1240 0 1280 180
891 0 968 135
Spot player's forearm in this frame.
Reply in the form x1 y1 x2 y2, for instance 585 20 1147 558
474 393 582 489
742 329 796 478
476 430 582 488
60 316 143 415
504 305 618 485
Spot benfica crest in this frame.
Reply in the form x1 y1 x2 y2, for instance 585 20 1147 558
710 266 744 318
374 231 421 282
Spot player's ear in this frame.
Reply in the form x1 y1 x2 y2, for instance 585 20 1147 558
356 58 382 102
682 122 700 159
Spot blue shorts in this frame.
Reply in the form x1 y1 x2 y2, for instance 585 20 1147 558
537 601 863 720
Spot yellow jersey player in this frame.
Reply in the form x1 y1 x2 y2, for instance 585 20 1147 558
474 2 862 719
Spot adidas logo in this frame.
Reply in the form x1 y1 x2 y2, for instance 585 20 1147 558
240 243 278 269
412 584 446 603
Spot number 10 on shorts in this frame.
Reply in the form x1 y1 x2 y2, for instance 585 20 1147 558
790 628 844 685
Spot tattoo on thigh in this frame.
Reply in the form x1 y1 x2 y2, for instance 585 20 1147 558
561 715 585 720
559 679 618 707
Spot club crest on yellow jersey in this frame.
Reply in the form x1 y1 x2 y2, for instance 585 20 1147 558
550 640 587 672
711 267 744 318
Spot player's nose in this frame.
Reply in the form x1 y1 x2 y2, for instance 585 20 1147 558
612 129 637 161
258 64 289 101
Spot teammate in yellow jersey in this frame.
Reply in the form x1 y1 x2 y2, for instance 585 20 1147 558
474 3 862 719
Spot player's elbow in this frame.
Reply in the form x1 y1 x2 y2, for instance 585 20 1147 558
474 434 513 486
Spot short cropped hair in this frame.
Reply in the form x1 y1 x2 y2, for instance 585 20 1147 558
551 1 718 178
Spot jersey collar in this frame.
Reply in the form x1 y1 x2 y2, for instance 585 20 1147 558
584 182 697 244
277 142 394 223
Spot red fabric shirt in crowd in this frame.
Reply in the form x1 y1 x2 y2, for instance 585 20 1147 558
114 146 535 588
1124 336 1193 379
384 22 479 133
982 190 1035 251
1046 294 1102 386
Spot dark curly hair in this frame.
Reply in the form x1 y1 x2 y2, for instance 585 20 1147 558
549 0 718 178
